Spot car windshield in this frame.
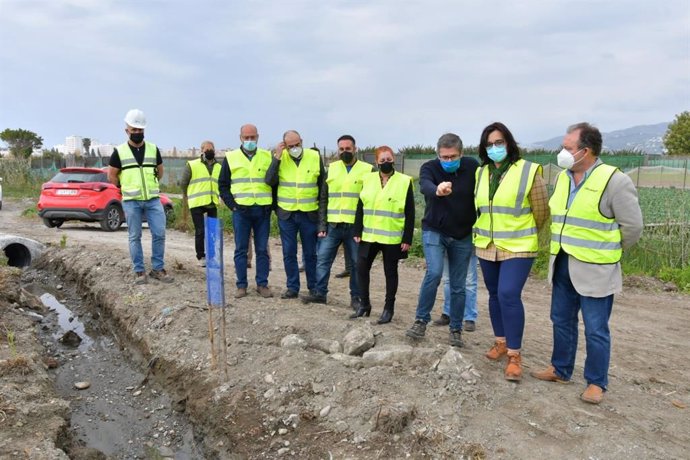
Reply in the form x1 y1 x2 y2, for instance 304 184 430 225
50 171 107 183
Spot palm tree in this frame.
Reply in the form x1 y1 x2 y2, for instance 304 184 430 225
82 138 91 156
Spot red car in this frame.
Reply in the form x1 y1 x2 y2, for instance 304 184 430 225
37 167 174 231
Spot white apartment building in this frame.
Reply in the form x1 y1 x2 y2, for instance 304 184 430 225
91 143 115 157
65 135 83 154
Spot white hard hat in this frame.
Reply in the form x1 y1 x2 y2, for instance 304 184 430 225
124 109 147 129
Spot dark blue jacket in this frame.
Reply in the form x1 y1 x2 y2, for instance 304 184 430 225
419 156 478 239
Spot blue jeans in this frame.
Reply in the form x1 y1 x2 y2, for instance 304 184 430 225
551 251 614 389
442 251 478 321
232 206 271 288
122 198 166 273
414 230 473 330
278 211 318 293
479 257 534 350
314 223 359 298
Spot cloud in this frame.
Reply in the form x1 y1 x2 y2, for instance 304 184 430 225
0 0 688 150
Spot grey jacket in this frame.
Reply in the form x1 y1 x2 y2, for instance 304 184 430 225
548 166 643 297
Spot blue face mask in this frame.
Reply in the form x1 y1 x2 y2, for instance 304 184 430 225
243 140 257 152
440 158 460 173
487 145 508 163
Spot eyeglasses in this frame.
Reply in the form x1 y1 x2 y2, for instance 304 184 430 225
439 154 460 161
486 139 506 148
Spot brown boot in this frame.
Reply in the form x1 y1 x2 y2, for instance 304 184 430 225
485 340 507 360
581 384 604 404
505 352 522 382
530 365 570 384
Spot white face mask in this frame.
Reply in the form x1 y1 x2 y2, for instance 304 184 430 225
288 146 303 158
557 148 584 170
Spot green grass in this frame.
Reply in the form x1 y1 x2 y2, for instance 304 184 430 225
637 187 690 224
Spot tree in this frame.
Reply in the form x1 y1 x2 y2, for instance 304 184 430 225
663 111 690 156
0 128 44 158
82 137 91 156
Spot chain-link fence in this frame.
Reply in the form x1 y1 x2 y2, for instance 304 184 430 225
11 152 690 190
398 155 690 189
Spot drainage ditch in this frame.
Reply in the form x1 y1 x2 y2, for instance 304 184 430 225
22 268 207 459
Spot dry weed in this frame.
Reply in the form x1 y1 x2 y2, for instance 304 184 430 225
0 356 32 376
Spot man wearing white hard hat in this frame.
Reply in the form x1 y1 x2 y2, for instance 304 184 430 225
108 109 174 285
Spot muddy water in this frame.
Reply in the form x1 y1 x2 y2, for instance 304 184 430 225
26 272 206 459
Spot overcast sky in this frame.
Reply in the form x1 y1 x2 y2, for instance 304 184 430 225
1 0 688 152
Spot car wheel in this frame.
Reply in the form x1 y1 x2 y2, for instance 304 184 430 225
164 205 175 227
100 204 123 231
42 218 64 228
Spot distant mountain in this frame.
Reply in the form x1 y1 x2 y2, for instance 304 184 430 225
528 122 669 155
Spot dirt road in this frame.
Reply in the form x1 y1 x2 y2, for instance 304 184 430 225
1 197 689 459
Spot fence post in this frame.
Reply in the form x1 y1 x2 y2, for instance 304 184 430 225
636 157 641 188
684 158 688 190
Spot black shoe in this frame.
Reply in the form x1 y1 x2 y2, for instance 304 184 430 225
464 320 476 332
349 304 371 319
350 297 362 311
281 289 298 299
334 270 350 279
432 314 450 326
301 292 327 304
377 309 394 324
449 329 464 348
405 320 427 339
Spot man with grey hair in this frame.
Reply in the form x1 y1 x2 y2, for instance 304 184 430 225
406 133 478 347
531 122 643 404
265 130 326 299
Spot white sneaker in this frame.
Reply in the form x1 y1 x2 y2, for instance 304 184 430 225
198 257 206 267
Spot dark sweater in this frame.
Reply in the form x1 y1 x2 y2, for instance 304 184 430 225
419 156 478 239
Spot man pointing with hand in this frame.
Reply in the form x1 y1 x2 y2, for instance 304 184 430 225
406 133 478 347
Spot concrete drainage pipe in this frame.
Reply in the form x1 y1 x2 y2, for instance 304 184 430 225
0 235 46 268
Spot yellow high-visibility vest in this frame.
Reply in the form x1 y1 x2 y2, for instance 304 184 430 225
360 171 412 245
550 163 622 264
326 160 373 224
473 159 541 252
186 158 221 208
117 142 159 201
277 149 321 212
226 148 273 206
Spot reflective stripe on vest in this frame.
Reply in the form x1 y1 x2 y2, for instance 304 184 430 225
186 158 220 208
277 149 321 211
360 171 412 244
226 148 273 206
326 160 373 224
549 163 622 264
473 159 541 252
117 142 159 201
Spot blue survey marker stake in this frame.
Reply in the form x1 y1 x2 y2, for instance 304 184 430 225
205 216 225 307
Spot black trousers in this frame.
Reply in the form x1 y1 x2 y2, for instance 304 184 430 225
190 205 217 259
357 241 402 310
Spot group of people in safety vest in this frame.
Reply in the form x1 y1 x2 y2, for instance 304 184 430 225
111 109 643 407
